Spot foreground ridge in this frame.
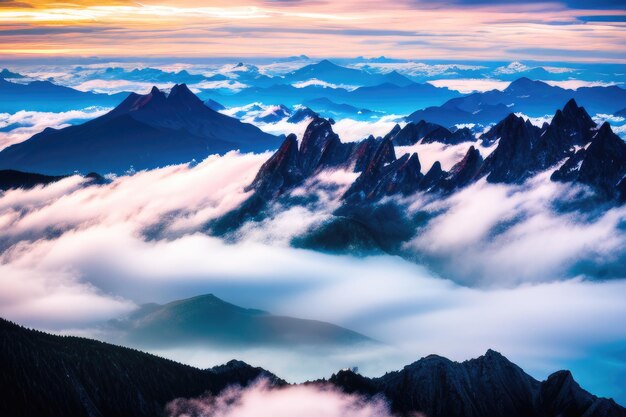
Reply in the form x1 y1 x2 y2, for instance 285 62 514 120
1 318 623 417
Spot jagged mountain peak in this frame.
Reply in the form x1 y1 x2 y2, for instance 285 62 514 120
299 117 341 175
247 133 302 198
550 98 596 136
383 123 402 141
169 83 197 99
149 85 162 96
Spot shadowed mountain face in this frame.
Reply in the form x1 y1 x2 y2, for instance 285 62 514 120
211 100 626 257
0 317 282 417
0 84 281 175
1 318 623 417
327 350 626 417
0 169 67 190
106 293 372 348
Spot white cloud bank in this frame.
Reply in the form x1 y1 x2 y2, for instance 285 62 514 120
1 144 626 400
166 379 396 417
0 107 110 150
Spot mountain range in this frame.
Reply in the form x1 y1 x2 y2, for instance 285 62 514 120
211 100 626 253
0 84 281 175
201 81 461 115
1 317 623 417
408 77 626 127
105 293 371 348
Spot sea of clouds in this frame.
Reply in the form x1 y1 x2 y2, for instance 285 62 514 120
1 143 626 401
2 61 626 403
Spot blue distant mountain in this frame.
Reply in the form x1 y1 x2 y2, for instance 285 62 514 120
201 81 460 115
0 78 128 113
281 59 414 87
0 84 281 175
304 97 385 120
407 78 626 126
90 66 206 84
107 293 371 348
0 68 24 79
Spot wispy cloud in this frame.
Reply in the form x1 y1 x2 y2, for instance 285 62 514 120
0 1 624 61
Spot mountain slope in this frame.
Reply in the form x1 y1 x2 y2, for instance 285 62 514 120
3 318 622 417
0 78 127 113
106 293 372 348
327 350 626 417
0 84 281 175
0 169 67 190
0 317 281 417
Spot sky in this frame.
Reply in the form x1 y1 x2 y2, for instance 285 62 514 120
0 0 625 61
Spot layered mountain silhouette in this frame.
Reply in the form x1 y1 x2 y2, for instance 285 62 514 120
0 84 281 175
88 66 206 84
0 317 282 417
407 78 626 127
106 293 371 348
212 100 626 253
200 79 460 115
0 77 127 113
1 317 623 417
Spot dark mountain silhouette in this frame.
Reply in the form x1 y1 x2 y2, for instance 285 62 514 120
0 78 127 113
0 317 282 417
477 99 598 184
326 349 626 417
385 120 475 146
213 101 624 256
552 122 626 199
106 293 371 348
2 318 623 417
0 84 281 175
0 169 67 190
247 118 394 201
209 118 395 235
407 78 626 127
0 170 107 191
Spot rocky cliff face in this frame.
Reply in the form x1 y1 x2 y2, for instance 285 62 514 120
327 349 626 417
552 122 626 199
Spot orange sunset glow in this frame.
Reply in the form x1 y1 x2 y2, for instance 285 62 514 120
0 0 624 61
